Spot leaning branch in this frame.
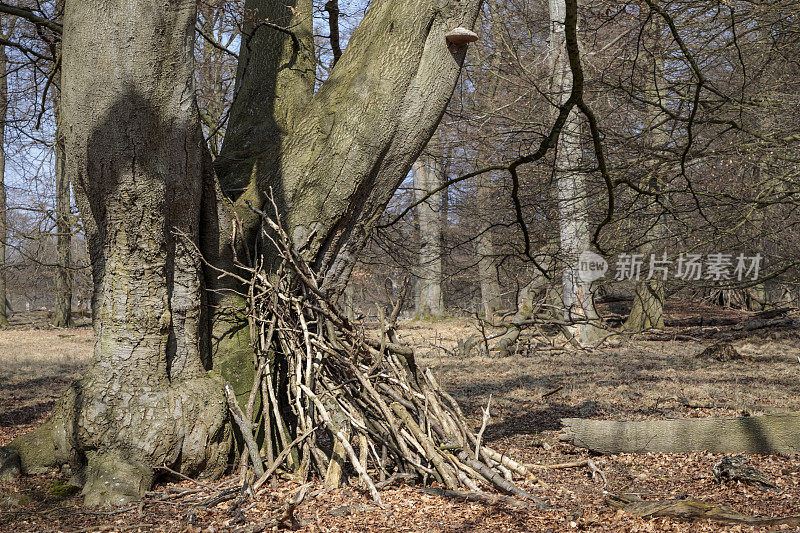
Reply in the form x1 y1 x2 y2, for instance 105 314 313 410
195 25 238 59
0 2 62 34
0 36 54 61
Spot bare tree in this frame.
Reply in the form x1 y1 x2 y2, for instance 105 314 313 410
6 0 482 506
413 153 444 318
549 0 601 344
624 22 667 332
0 14 10 328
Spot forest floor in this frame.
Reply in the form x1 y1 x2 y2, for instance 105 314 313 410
1 301 800 532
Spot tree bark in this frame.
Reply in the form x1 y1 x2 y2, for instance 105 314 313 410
11 0 232 506
51 78 72 328
0 19 9 329
6 0 481 506
549 0 601 344
476 179 503 317
624 24 667 332
211 0 480 395
51 138 72 327
475 6 504 318
414 154 444 318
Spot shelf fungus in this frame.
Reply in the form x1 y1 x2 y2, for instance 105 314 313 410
445 27 479 46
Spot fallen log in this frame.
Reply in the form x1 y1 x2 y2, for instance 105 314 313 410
560 413 800 454
608 493 800 526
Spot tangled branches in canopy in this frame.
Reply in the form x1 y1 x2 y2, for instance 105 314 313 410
214 201 546 508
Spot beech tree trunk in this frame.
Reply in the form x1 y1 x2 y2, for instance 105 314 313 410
6 0 481 506
51 106 72 327
414 154 444 318
0 23 9 329
475 6 504 318
476 174 503 317
624 41 667 332
10 0 233 506
549 0 601 344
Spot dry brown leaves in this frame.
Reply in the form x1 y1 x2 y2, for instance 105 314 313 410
2 307 799 532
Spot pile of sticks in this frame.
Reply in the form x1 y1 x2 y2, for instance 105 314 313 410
217 203 545 508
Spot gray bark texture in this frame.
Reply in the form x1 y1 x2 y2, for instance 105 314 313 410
52 90 72 327
5 0 481 506
0 22 9 329
414 154 444 318
561 414 800 455
209 0 480 395
11 0 232 507
549 0 601 344
51 135 72 328
476 174 502 317
624 29 667 332
474 4 504 317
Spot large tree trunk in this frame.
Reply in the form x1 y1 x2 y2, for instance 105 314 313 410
549 0 601 344
11 0 232 506
6 0 481 506
414 154 444 318
211 0 480 394
0 23 9 329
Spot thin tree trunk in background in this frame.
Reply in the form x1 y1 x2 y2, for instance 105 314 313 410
52 114 72 327
0 22 9 328
624 37 667 331
51 0 71 327
549 0 601 344
414 154 443 318
476 173 502 316
476 4 504 317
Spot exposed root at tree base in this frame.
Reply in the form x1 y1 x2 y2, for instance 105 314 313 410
608 493 800 527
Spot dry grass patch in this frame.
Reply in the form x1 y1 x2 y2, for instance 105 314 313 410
0 327 93 444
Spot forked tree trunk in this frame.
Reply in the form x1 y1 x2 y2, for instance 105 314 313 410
6 0 481 506
0 25 9 329
211 0 480 392
549 0 601 344
414 154 444 318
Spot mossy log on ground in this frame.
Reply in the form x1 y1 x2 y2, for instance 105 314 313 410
560 413 800 455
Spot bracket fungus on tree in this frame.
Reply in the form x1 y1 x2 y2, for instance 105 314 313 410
445 27 479 46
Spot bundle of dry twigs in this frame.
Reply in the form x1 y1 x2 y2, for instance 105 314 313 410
214 202 545 508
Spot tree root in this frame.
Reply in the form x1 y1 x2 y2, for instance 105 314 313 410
5 377 232 507
608 493 800 526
